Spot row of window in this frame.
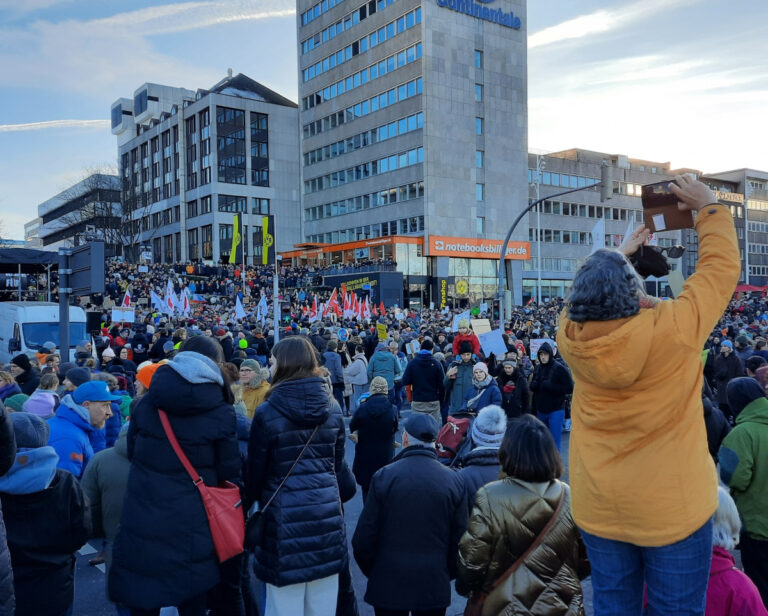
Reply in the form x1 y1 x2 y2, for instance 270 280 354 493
305 215 425 244
303 112 423 167
749 265 768 276
303 41 422 110
747 243 768 255
302 0 397 54
523 258 579 273
748 221 768 233
304 146 423 194
302 77 423 139
305 180 424 221
301 0 344 26
748 200 768 211
532 199 639 222
527 169 600 190
302 7 421 83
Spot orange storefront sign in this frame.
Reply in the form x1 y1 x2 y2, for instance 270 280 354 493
428 236 530 260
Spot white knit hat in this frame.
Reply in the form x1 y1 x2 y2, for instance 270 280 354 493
471 405 506 448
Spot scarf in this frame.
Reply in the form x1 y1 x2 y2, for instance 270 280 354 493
466 374 493 411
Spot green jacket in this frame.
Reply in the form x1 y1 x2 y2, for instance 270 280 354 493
719 396 768 540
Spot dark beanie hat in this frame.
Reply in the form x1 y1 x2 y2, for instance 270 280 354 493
459 340 473 355
11 354 31 372
11 412 49 448
66 367 91 387
726 377 765 417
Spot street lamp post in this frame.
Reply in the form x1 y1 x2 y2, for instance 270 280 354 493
497 163 613 326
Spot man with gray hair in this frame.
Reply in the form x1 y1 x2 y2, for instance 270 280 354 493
353 413 467 615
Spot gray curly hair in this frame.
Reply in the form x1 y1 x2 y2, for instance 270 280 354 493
566 249 646 323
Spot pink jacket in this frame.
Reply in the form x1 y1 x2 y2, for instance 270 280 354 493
706 547 767 616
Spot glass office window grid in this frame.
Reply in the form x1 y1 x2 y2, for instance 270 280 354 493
218 195 247 213
304 146 423 194
527 168 600 189
201 225 213 259
301 0 399 53
134 90 148 115
302 7 421 83
523 258 578 272
305 215 424 243
186 200 198 219
304 180 424 221
302 42 422 109
250 112 269 187
200 108 211 186
301 0 347 26
216 106 246 185
304 112 423 167
200 195 212 214
303 77 422 138
253 198 271 215
188 228 199 260
531 199 637 222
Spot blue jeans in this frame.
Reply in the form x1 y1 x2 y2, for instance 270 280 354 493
537 409 564 451
581 518 713 616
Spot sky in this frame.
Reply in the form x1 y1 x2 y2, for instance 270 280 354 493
0 0 766 239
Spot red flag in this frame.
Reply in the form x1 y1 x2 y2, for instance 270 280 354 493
327 288 341 317
379 301 385 315
121 290 131 307
309 297 318 322
372 303 379 317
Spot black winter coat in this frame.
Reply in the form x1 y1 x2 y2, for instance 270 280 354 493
109 354 240 610
352 446 468 612
713 352 745 407
530 347 573 414
456 448 501 515
147 335 170 360
15 370 40 397
703 397 731 463
349 393 398 491
497 371 530 418
0 404 16 616
219 336 234 362
401 353 445 402
246 377 347 587
1 469 90 616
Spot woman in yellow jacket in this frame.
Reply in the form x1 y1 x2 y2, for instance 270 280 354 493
557 175 741 615
238 359 270 419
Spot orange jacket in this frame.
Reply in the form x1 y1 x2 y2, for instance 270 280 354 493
557 205 740 546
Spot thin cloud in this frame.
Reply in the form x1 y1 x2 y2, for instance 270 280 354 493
0 119 110 133
528 0 703 49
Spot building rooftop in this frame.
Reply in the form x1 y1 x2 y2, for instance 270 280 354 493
203 72 298 109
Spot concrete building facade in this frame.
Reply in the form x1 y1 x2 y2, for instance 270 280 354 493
297 0 529 305
112 72 300 263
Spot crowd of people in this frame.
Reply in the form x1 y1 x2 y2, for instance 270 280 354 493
0 176 766 616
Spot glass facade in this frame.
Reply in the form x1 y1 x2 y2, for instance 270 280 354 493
217 106 246 184
250 112 269 187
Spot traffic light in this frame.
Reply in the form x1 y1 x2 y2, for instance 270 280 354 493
600 162 613 202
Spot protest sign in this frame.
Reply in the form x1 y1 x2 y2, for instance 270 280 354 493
452 310 471 332
471 319 492 335
111 308 135 323
478 329 507 357
377 323 388 340
529 338 556 357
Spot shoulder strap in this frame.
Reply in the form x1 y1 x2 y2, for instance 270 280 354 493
490 487 567 591
158 409 203 485
260 425 320 515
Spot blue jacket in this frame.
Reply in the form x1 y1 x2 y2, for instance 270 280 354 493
367 350 401 389
47 395 95 479
323 350 344 385
461 380 502 412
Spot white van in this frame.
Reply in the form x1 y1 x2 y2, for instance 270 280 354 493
0 302 88 365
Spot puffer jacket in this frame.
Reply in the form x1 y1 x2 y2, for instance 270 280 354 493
456 448 501 515
246 376 347 587
109 352 240 610
457 479 589 615
0 403 16 616
445 361 475 412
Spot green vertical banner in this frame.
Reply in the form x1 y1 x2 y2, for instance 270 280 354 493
229 214 243 265
260 215 275 266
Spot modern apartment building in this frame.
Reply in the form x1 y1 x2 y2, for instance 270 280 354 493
296 0 529 304
112 72 300 263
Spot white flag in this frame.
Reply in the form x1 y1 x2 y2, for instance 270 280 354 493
150 290 164 313
256 294 268 325
590 218 605 254
235 295 247 320
181 289 191 317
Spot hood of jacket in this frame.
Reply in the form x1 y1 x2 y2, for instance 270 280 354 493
725 377 766 418
0 446 58 494
557 308 655 390
710 546 736 574
463 447 500 467
166 351 224 385
148 360 230 418
267 376 332 428
58 394 95 433
734 394 768 427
